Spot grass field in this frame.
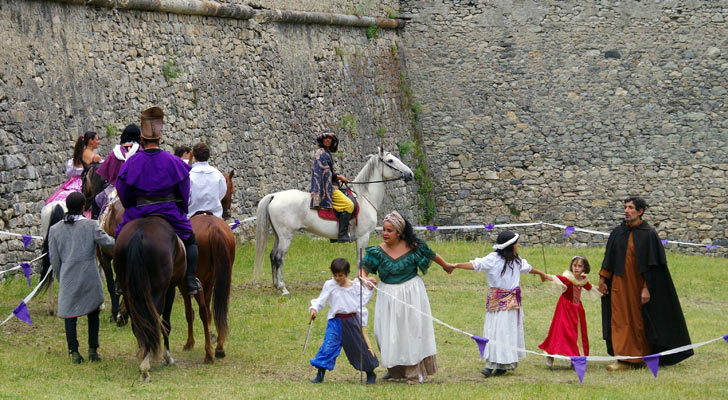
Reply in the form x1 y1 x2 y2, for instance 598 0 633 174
1 236 726 399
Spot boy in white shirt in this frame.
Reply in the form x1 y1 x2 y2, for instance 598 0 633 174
188 142 227 218
309 258 379 384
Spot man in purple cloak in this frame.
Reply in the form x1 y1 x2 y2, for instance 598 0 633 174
114 107 201 295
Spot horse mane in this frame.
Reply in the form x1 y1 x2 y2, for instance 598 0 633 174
353 154 379 184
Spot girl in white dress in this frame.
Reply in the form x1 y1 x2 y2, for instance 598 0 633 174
451 231 547 377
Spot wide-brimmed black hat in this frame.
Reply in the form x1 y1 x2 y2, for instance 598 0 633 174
315 130 338 152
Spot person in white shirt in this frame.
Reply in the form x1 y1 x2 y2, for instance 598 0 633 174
308 258 379 384
188 142 227 218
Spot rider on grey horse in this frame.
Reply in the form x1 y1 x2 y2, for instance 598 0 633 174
309 130 354 242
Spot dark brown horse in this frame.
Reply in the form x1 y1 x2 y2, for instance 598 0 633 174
114 216 185 382
182 214 235 363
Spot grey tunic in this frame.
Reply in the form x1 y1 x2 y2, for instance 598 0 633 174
49 217 115 319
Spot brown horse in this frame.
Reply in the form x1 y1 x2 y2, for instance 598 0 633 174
181 214 235 363
221 170 234 220
114 216 185 382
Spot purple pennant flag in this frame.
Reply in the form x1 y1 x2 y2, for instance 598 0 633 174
706 244 717 252
13 301 33 325
22 235 32 250
661 239 669 246
230 219 240 230
643 354 661 378
20 263 32 287
425 226 438 231
570 356 587 384
563 226 575 237
722 333 728 344
471 335 489 360
484 224 495 230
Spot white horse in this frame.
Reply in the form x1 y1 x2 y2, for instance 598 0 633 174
253 148 414 296
39 200 67 315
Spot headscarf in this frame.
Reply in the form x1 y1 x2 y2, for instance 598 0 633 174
383 211 406 234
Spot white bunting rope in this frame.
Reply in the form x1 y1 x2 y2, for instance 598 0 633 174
0 266 52 326
362 277 726 363
0 254 46 277
0 230 43 240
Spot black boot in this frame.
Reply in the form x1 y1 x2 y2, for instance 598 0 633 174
366 370 376 384
184 240 201 296
337 212 352 243
310 368 326 383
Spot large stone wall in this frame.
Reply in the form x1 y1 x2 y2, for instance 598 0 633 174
0 0 415 269
399 0 728 254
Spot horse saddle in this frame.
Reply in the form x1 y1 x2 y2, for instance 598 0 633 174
317 187 359 222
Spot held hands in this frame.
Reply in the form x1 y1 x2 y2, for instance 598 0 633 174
641 287 650 304
598 277 609 295
441 263 455 274
538 271 549 283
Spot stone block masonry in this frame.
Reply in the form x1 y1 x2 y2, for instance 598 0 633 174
0 0 416 270
399 0 727 255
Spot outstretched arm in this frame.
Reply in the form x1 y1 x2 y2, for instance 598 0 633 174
451 262 475 271
529 268 549 282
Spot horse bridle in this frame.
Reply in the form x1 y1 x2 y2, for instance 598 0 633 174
346 154 408 185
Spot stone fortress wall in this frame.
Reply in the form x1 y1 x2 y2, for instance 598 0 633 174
0 0 726 270
400 0 727 254
0 0 415 268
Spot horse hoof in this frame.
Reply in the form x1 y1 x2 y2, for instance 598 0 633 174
204 356 214 364
210 334 217 344
109 315 117 324
215 350 226 359
164 357 175 366
140 373 151 383
183 343 194 351
281 290 291 297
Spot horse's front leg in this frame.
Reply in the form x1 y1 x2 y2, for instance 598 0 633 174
195 291 214 364
182 291 195 351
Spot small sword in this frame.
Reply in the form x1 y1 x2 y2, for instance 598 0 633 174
302 320 313 354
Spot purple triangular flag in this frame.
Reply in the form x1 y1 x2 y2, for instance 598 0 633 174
570 356 587 384
425 225 438 231
723 333 728 343
471 335 489 360
230 219 240 230
644 354 660 378
13 301 33 325
563 226 575 237
484 224 495 230
661 239 669 246
20 263 32 287
706 244 717 251
22 235 32 250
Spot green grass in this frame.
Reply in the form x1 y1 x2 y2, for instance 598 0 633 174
1 237 726 399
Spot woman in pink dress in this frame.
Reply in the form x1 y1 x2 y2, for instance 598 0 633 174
46 131 102 207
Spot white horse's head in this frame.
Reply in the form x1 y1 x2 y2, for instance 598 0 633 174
379 147 414 182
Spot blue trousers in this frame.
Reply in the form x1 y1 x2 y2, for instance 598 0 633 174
310 316 379 372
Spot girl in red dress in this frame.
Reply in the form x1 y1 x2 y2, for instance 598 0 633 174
538 256 601 367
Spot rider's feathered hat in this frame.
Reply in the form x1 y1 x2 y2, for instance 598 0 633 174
140 107 164 140
316 130 338 153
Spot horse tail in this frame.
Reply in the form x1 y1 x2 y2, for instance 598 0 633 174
253 194 274 281
210 223 233 343
39 203 66 293
125 226 163 359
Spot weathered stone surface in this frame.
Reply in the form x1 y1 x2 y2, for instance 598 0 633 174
399 0 728 255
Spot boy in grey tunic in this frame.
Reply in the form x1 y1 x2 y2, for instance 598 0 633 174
49 192 115 363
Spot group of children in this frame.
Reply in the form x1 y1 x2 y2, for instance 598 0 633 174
308 230 600 382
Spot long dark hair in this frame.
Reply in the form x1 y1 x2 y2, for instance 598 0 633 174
495 230 522 276
400 218 420 249
72 131 97 166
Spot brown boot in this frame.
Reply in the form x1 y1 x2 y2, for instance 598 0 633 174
606 361 631 371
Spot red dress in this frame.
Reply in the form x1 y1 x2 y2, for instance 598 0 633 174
538 273 593 356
